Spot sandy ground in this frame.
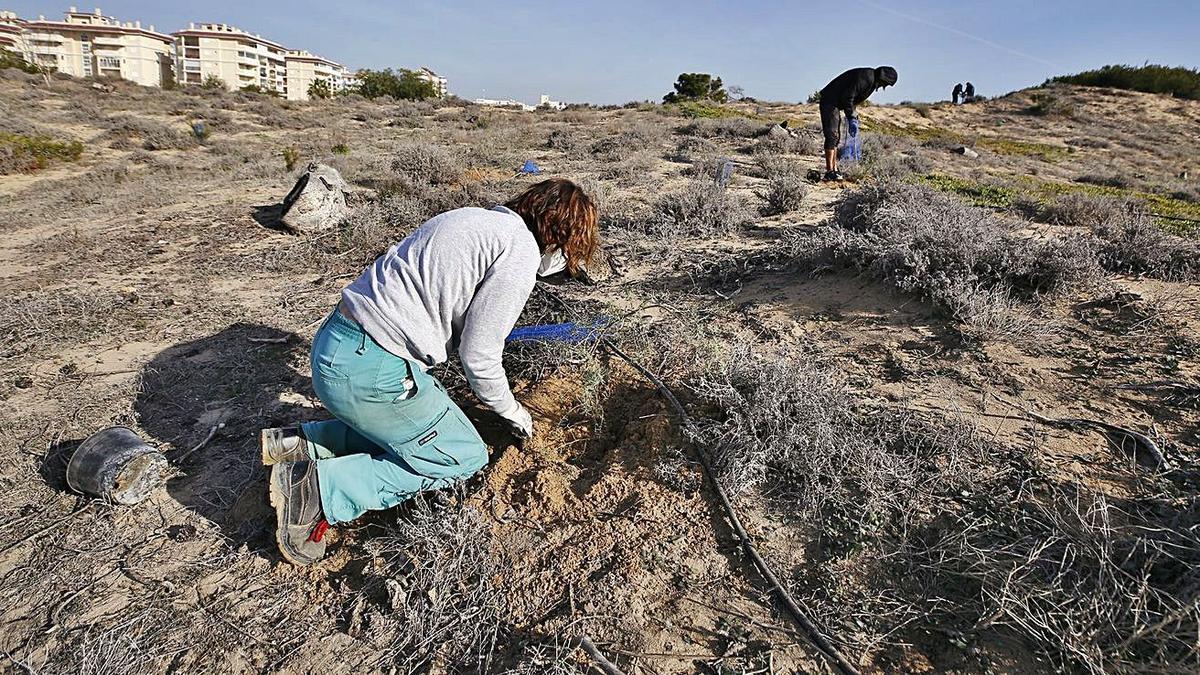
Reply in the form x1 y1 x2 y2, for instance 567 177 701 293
0 72 1198 673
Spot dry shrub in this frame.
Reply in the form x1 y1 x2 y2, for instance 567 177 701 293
600 151 656 181
843 133 931 181
355 497 506 672
643 178 753 238
669 135 719 163
590 121 668 160
1040 192 1136 227
547 127 586 155
784 182 1100 340
1093 209 1200 280
678 117 760 139
753 124 819 155
754 155 808 215
103 115 196 151
1028 88 1079 117
693 347 985 511
389 142 464 187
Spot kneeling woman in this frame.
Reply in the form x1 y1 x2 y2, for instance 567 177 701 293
262 179 599 565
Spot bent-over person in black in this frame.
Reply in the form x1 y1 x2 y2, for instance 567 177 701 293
818 65 898 180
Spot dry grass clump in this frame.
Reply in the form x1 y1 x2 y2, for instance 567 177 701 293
1028 88 1079 117
389 142 464 188
902 484 1200 674
642 178 753 238
784 181 1100 339
0 291 127 357
754 155 808 215
103 115 198 151
356 497 506 672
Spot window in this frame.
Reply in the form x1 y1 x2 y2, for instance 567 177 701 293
98 56 120 69
183 36 198 46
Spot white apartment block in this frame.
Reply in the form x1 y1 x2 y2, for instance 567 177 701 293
416 66 447 97
0 11 23 52
172 22 288 94
284 50 349 101
8 7 173 87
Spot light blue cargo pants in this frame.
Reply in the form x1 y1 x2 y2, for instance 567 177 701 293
300 310 488 524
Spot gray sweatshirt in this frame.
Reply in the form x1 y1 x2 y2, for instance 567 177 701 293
341 205 539 414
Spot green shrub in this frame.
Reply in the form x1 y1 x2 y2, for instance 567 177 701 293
1051 64 1200 100
282 146 300 172
0 132 84 174
0 47 40 75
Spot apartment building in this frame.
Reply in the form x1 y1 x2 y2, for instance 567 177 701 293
0 11 23 51
284 50 349 101
171 22 287 94
416 67 448 97
11 7 173 87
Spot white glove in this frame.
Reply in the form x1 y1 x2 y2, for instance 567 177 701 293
496 401 533 439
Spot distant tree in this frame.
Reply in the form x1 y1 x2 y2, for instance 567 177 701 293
352 68 437 100
806 90 821 104
202 74 225 90
308 79 332 100
727 84 745 100
663 73 727 103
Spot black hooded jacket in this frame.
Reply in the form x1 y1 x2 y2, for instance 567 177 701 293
820 66 898 120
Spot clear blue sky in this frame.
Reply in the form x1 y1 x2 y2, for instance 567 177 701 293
8 1 1198 104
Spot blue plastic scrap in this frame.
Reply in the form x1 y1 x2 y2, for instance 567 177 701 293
519 159 542 174
506 321 605 344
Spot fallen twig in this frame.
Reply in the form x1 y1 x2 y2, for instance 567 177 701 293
172 423 225 464
247 336 290 344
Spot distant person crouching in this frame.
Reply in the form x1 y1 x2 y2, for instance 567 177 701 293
818 65 898 181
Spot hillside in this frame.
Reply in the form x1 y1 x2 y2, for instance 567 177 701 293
1 69 1199 674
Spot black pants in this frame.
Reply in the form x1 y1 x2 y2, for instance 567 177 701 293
819 101 841 151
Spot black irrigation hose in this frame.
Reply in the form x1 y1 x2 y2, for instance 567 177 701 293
578 635 626 675
600 339 862 675
536 286 860 675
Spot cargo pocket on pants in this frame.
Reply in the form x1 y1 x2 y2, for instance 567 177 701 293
391 407 486 480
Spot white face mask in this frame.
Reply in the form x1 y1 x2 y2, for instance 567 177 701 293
537 249 568 277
